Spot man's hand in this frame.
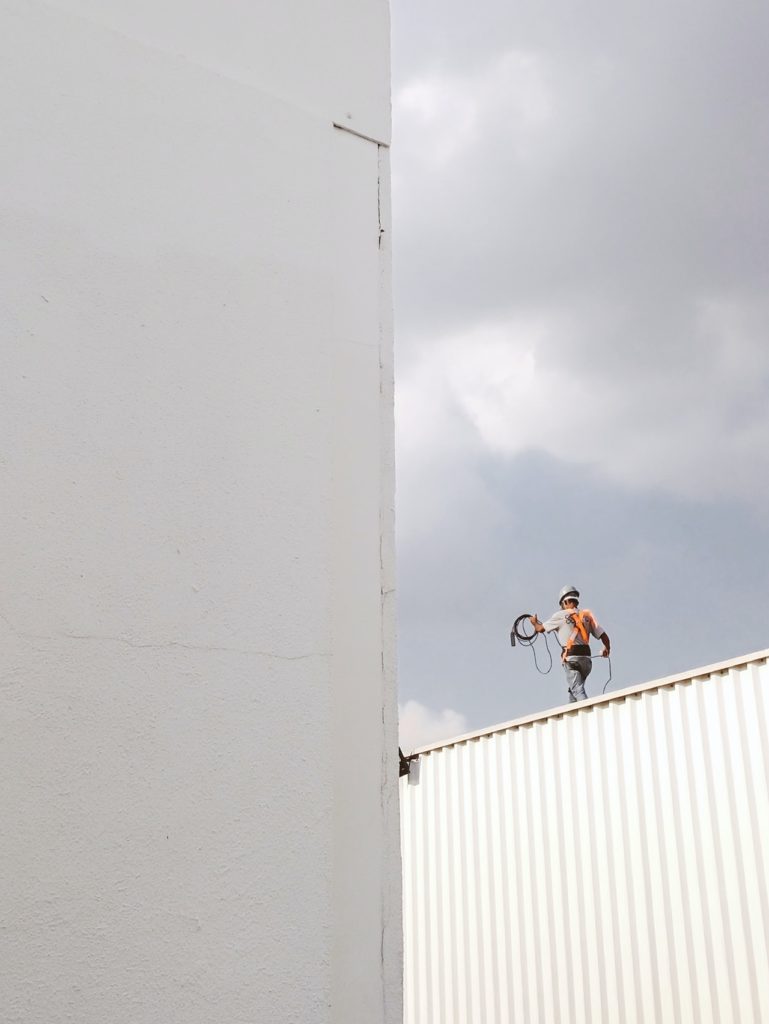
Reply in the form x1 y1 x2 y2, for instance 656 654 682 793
601 646 610 658
529 614 539 626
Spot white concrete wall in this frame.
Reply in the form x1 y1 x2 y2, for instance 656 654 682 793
0 3 400 1022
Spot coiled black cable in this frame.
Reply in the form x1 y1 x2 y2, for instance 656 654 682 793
510 613 554 675
602 658 613 694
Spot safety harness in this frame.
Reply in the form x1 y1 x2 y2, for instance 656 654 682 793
511 608 613 694
562 609 596 662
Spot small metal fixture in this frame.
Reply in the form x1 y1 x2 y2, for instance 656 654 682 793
399 747 419 779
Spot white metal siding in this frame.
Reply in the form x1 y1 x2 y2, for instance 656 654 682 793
401 654 769 1023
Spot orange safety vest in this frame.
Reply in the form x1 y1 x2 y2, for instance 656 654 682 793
562 609 596 661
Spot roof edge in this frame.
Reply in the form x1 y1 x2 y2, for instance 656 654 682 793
407 646 769 757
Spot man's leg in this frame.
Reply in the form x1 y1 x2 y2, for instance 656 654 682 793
564 658 590 702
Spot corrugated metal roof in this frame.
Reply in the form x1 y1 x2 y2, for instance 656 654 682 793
401 650 769 1023
407 646 769 755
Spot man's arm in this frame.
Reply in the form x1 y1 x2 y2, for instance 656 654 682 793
587 613 610 657
529 614 557 634
599 631 611 657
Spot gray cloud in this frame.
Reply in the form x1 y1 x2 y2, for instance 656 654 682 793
393 0 769 348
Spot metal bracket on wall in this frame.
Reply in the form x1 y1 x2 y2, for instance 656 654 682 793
399 747 420 780
332 122 390 147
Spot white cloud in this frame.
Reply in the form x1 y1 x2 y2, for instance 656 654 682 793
396 298 769 505
393 48 553 176
399 699 469 752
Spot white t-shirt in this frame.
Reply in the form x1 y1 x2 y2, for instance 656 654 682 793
541 608 605 649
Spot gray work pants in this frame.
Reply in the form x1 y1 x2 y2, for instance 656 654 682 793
564 656 592 702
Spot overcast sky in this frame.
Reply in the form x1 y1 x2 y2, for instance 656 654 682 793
391 0 769 749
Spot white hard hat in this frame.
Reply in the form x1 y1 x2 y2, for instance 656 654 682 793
558 585 580 606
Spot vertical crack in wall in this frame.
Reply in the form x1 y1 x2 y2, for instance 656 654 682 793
375 137 401 1024
377 152 385 250
377 138 389 1023
333 123 398 1023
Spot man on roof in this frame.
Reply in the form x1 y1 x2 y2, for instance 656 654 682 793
529 586 611 703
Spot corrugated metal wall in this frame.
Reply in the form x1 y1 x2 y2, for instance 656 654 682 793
401 654 769 1023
